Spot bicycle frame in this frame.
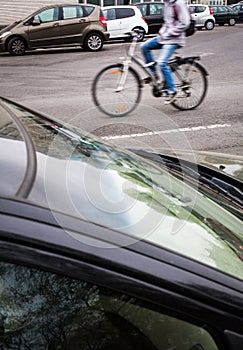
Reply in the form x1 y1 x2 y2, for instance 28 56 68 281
117 31 208 93
117 33 158 89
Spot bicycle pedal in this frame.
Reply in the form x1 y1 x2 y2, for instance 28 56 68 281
143 61 157 68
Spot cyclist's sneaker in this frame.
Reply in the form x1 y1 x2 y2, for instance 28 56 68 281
164 92 178 105
142 74 159 84
142 76 152 84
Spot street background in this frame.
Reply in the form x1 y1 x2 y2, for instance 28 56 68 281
0 25 242 155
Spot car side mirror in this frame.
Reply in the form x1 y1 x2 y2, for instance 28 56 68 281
32 19 41 26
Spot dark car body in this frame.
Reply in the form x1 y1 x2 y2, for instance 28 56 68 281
230 3 243 22
0 96 243 349
0 3 109 55
211 5 239 26
136 1 164 34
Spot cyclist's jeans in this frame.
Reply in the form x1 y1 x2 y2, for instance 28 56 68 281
141 37 180 94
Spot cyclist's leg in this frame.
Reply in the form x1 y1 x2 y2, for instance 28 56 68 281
157 44 180 94
140 37 161 76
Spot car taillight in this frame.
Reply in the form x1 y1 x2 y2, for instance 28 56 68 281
209 7 213 15
99 15 107 29
142 16 147 23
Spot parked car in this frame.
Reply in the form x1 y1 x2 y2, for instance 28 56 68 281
136 1 164 34
0 4 109 55
211 5 239 26
230 3 243 22
189 4 215 30
102 5 148 41
0 96 243 349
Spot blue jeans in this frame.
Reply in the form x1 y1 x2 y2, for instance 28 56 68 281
141 37 179 94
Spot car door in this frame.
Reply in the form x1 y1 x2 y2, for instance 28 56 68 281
148 3 164 34
231 4 242 21
190 6 206 27
237 4 243 21
214 6 227 24
1 202 243 349
239 4 243 21
27 6 61 48
219 6 229 23
102 7 120 38
59 5 90 45
116 7 136 36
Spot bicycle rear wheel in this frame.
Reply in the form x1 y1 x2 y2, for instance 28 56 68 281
92 64 142 117
172 60 208 110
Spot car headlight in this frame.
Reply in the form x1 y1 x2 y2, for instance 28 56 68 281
0 31 12 39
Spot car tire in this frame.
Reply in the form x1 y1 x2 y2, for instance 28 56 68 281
229 18 236 26
204 20 215 30
83 32 103 52
7 37 26 55
131 27 145 42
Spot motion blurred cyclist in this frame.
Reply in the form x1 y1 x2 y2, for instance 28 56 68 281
141 0 190 104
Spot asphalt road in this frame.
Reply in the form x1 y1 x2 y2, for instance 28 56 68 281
0 25 242 155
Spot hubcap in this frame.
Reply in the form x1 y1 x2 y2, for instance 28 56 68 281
88 36 102 51
12 39 25 54
206 21 213 30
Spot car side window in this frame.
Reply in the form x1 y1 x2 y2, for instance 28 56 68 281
34 8 59 23
104 8 116 21
62 6 84 20
116 8 135 19
150 4 163 15
84 5 95 15
137 4 147 16
197 6 206 13
189 6 196 13
0 261 220 349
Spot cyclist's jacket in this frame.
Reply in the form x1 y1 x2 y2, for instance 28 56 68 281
158 0 190 47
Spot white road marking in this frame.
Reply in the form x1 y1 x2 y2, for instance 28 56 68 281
101 123 231 140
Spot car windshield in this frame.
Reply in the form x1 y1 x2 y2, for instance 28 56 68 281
0 97 242 280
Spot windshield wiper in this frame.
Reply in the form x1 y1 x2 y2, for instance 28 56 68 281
130 150 243 209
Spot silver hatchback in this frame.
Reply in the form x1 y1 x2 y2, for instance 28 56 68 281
189 4 215 30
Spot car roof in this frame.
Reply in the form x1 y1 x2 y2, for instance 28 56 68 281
136 1 164 4
102 5 137 8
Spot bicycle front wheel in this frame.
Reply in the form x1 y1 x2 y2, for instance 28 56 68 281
92 64 142 117
172 60 208 111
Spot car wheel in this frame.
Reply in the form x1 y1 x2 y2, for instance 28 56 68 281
204 20 215 30
132 27 145 42
7 37 26 55
83 32 103 51
229 18 236 26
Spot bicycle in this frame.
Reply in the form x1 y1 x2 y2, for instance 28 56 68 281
92 30 209 117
